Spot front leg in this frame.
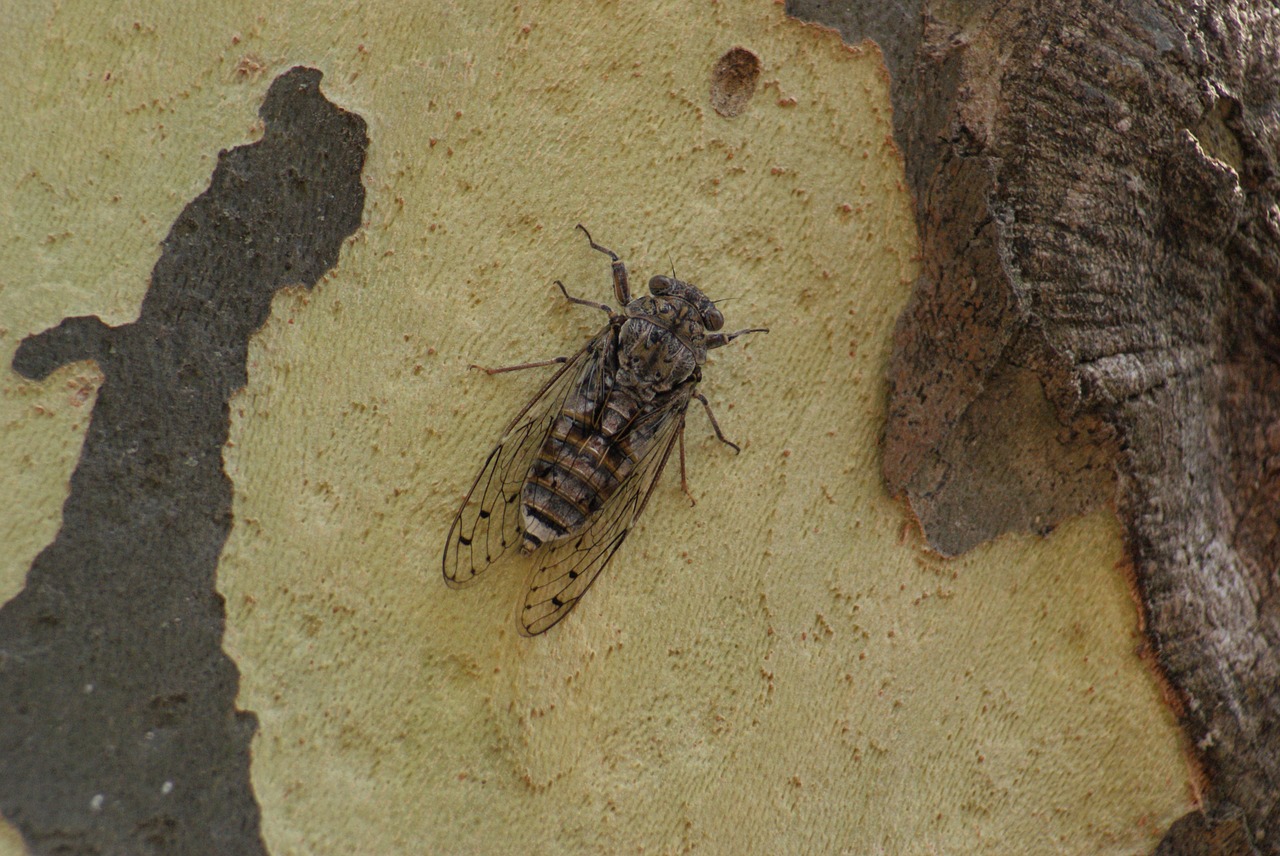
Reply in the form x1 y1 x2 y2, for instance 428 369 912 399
706 327 769 349
575 224 630 305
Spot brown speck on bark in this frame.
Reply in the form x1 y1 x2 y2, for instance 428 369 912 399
233 54 266 80
710 47 762 118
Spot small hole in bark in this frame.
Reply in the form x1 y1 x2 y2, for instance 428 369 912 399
710 47 761 118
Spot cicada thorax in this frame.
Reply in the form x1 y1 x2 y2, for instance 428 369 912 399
615 291 714 390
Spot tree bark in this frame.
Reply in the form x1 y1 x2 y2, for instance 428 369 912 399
0 67 367 855
788 0 1280 851
0 1 1208 853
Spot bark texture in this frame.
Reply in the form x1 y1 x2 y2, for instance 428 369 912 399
790 0 1280 852
0 68 367 855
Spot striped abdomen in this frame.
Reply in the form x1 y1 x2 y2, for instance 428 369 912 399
519 381 658 552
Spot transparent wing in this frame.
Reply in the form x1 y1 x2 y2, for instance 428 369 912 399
519 386 694 636
442 330 609 587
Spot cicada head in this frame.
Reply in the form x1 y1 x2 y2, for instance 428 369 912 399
647 275 724 331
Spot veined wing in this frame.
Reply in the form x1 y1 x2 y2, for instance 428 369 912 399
519 383 695 635
442 328 611 587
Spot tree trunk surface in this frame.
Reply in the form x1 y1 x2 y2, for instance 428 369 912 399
790 0 1280 851
1 0 1253 853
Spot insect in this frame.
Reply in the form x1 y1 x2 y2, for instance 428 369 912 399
442 225 767 635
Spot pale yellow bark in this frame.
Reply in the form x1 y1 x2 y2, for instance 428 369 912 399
0 1 1191 853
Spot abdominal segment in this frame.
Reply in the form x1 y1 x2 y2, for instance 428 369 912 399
519 385 658 551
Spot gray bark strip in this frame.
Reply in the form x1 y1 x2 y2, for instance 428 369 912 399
1 67 367 855
789 0 1280 852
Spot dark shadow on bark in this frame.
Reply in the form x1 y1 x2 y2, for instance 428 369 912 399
0 66 367 855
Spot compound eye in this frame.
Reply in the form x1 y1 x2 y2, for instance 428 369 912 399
703 305 724 331
648 275 673 296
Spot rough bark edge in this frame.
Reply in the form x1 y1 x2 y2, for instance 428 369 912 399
787 0 1279 852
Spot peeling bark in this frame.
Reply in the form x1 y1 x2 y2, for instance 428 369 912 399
790 0 1280 851
0 68 367 854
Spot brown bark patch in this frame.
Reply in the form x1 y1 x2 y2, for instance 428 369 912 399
710 47 762 118
791 0 1280 849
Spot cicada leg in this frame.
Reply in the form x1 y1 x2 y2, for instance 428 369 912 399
469 356 568 375
694 391 741 453
706 327 769 348
575 223 630 304
554 280 615 318
678 423 696 506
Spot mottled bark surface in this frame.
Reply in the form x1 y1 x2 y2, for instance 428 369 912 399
790 0 1280 852
0 68 367 854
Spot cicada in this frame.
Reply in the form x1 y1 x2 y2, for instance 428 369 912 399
442 226 767 635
